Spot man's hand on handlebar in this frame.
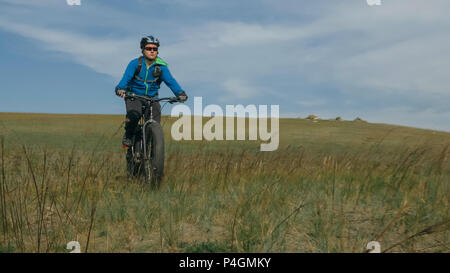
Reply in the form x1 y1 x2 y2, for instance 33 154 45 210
115 88 126 98
177 91 188 103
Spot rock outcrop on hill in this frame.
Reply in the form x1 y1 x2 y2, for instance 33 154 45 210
306 114 319 120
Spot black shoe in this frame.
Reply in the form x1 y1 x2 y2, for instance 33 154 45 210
122 134 133 147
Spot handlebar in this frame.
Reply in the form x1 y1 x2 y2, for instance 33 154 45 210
125 92 180 103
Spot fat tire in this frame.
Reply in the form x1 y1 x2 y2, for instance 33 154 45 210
144 122 165 189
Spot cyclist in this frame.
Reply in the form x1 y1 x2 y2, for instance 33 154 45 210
115 35 188 147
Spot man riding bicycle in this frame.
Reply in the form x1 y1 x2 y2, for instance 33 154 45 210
115 35 188 147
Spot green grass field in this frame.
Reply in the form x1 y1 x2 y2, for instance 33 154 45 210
0 112 449 253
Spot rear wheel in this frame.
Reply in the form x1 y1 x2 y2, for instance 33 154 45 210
126 149 136 178
143 122 165 189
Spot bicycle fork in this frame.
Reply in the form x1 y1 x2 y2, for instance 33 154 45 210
142 102 157 161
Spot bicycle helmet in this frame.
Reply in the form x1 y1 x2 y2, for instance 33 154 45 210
140 35 160 49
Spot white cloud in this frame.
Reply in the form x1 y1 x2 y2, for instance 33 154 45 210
333 34 450 96
203 22 308 48
0 19 136 78
219 78 259 101
164 1 450 96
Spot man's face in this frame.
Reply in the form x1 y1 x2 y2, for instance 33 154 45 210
143 44 158 60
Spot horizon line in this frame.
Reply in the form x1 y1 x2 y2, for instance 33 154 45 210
1 111 449 134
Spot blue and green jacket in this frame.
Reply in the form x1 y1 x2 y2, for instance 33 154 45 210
116 56 185 97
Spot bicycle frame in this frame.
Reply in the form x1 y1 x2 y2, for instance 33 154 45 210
126 92 178 161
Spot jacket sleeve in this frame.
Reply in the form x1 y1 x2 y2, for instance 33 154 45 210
115 59 137 90
160 65 185 96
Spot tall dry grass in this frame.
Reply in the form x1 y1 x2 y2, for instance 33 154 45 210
0 114 448 252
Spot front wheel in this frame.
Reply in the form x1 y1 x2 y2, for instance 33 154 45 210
144 122 165 189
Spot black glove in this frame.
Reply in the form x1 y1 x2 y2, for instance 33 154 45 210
115 88 126 97
177 91 188 102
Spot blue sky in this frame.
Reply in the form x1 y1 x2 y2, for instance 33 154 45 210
0 0 449 132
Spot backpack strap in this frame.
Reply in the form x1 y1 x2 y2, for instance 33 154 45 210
134 56 161 83
134 56 143 81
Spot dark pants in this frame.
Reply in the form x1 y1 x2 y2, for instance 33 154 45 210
124 98 161 137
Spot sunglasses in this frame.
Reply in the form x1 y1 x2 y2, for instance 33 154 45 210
144 47 158 52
